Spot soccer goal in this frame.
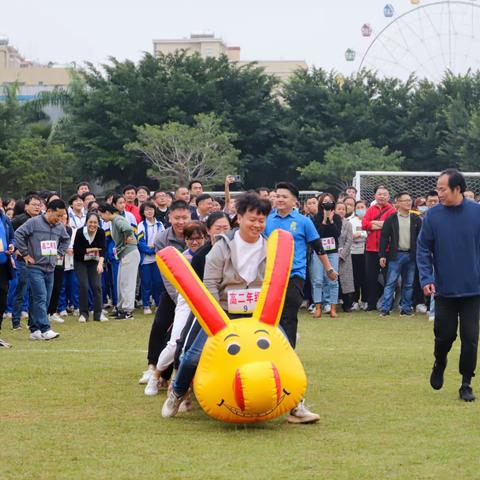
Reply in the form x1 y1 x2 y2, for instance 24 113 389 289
352 171 480 204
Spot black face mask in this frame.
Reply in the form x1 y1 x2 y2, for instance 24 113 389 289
322 202 335 211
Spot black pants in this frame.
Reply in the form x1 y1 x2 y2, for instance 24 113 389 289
75 262 102 320
352 253 366 304
365 251 384 310
147 291 176 365
0 262 10 328
434 295 480 378
279 276 305 349
48 266 64 315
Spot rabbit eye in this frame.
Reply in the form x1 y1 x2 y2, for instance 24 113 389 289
257 337 270 350
227 342 240 355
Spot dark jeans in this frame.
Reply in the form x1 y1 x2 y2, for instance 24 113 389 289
352 253 366 303
48 266 64 315
434 295 480 378
12 259 28 326
75 261 102 320
279 276 305 349
365 251 384 310
147 291 176 365
0 262 10 328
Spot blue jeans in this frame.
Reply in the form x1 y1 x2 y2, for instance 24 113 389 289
140 262 164 307
12 260 29 327
310 252 339 305
28 267 54 333
381 252 416 313
58 269 79 311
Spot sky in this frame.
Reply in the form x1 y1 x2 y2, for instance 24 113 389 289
4 0 480 81
2 0 394 74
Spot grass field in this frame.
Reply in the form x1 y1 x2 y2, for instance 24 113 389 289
1 309 479 480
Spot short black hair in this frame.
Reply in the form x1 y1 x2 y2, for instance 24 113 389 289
374 184 388 194
346 185 358 193
440 169 466 194
47 199 67 211
76 181 90 191
112 194 124 206
169 200 190 213
236 193 272 216
122 184 137 194
25 194 42 205
206 211 230 229
188 179 203 190
425 190 439 199
213 196 225 209
85 211 101 224
98 202 118 214
137 185 150 195
275 182 299 199
139 200 157 220
395 192 411 201
81 191 95 201
195 193 213 206
68 194 82 206
256 187 270 194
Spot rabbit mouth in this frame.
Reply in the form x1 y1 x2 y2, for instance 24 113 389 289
217 389 291 418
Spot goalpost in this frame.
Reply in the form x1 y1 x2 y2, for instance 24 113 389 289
352 171 480 204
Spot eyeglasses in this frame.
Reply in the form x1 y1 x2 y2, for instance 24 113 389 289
186 236 204 242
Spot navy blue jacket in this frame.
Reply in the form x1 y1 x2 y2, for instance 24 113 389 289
417 199 480 297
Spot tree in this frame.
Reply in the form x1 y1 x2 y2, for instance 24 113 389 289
299 139 403 191
125 113 239 188
0 137 76 197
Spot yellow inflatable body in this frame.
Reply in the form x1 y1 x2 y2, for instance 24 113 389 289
156 229 307 423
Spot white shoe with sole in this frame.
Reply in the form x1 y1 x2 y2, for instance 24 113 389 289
144 376 160 396
162 391 186 417
139 369 153 385
99 314 109 322
41 330 59 340
49 313 64 323
78 315 87 323
351 302 360 311
21 311 29 319
416 304 427 313
29 330 43 341
143 308 153 315
287 400 320 424
59 310 68 317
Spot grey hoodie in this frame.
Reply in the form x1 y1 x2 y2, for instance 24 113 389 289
204 229 267 310
15 215 70 272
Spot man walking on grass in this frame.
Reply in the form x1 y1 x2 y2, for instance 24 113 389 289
417 169 480 402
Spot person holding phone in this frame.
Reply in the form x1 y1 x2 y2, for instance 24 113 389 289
73 212 107 323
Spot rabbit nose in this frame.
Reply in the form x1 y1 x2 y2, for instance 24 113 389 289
234 362 282 414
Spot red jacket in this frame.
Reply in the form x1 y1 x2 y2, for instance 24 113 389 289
362 203 397 252
125 203 142 224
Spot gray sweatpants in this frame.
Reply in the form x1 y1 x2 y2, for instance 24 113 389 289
117 249 140 313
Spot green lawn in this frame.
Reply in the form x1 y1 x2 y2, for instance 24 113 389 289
1 310 479 480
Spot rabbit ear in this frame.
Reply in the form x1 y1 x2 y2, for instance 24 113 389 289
254 229 294 327
156 247 229 336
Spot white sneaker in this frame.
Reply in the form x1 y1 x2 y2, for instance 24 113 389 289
307 304 315 313
99 314 108 322
144 376 160 396
178 396 194 413
41 329 60 340
143 308 153 315
78 315 87 323
29 330 43 341
287 400 320 424
21 311 29 319
323 305 331 314
138 369 153 385
162 390 186 417
416 304 427 313
351 302 360 311
361 302 368 311
49 313 64 324
4 312 12 319
73 309 80 316
428 314 435 322
59 310 68 317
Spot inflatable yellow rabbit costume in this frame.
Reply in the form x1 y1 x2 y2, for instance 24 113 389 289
156 229 307 423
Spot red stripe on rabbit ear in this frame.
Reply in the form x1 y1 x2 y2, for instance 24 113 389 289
156 247 229 336
254 229 294 327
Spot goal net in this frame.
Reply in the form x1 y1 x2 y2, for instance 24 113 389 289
353 171 480 204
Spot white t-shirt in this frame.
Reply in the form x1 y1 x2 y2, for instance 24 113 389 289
233 231 264 284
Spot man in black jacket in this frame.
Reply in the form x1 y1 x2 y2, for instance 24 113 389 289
379 192 422 316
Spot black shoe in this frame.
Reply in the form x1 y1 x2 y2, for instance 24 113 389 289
109 308 121 318
367 307 377 312
430 360 447 390
12 325 22 331
116 311 134 320
459 384 476 402
400 310 414 316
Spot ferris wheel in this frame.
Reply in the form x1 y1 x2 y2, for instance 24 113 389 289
345 0 480 82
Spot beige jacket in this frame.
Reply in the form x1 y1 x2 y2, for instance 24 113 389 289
204 229 267 311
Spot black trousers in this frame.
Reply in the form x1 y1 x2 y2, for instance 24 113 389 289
48 266 64 315
434 295 480 378
365 251 384 310
0 262 10 328
279 276 305 349
75 262 102 320
147 291 176 365
352 253 366 304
